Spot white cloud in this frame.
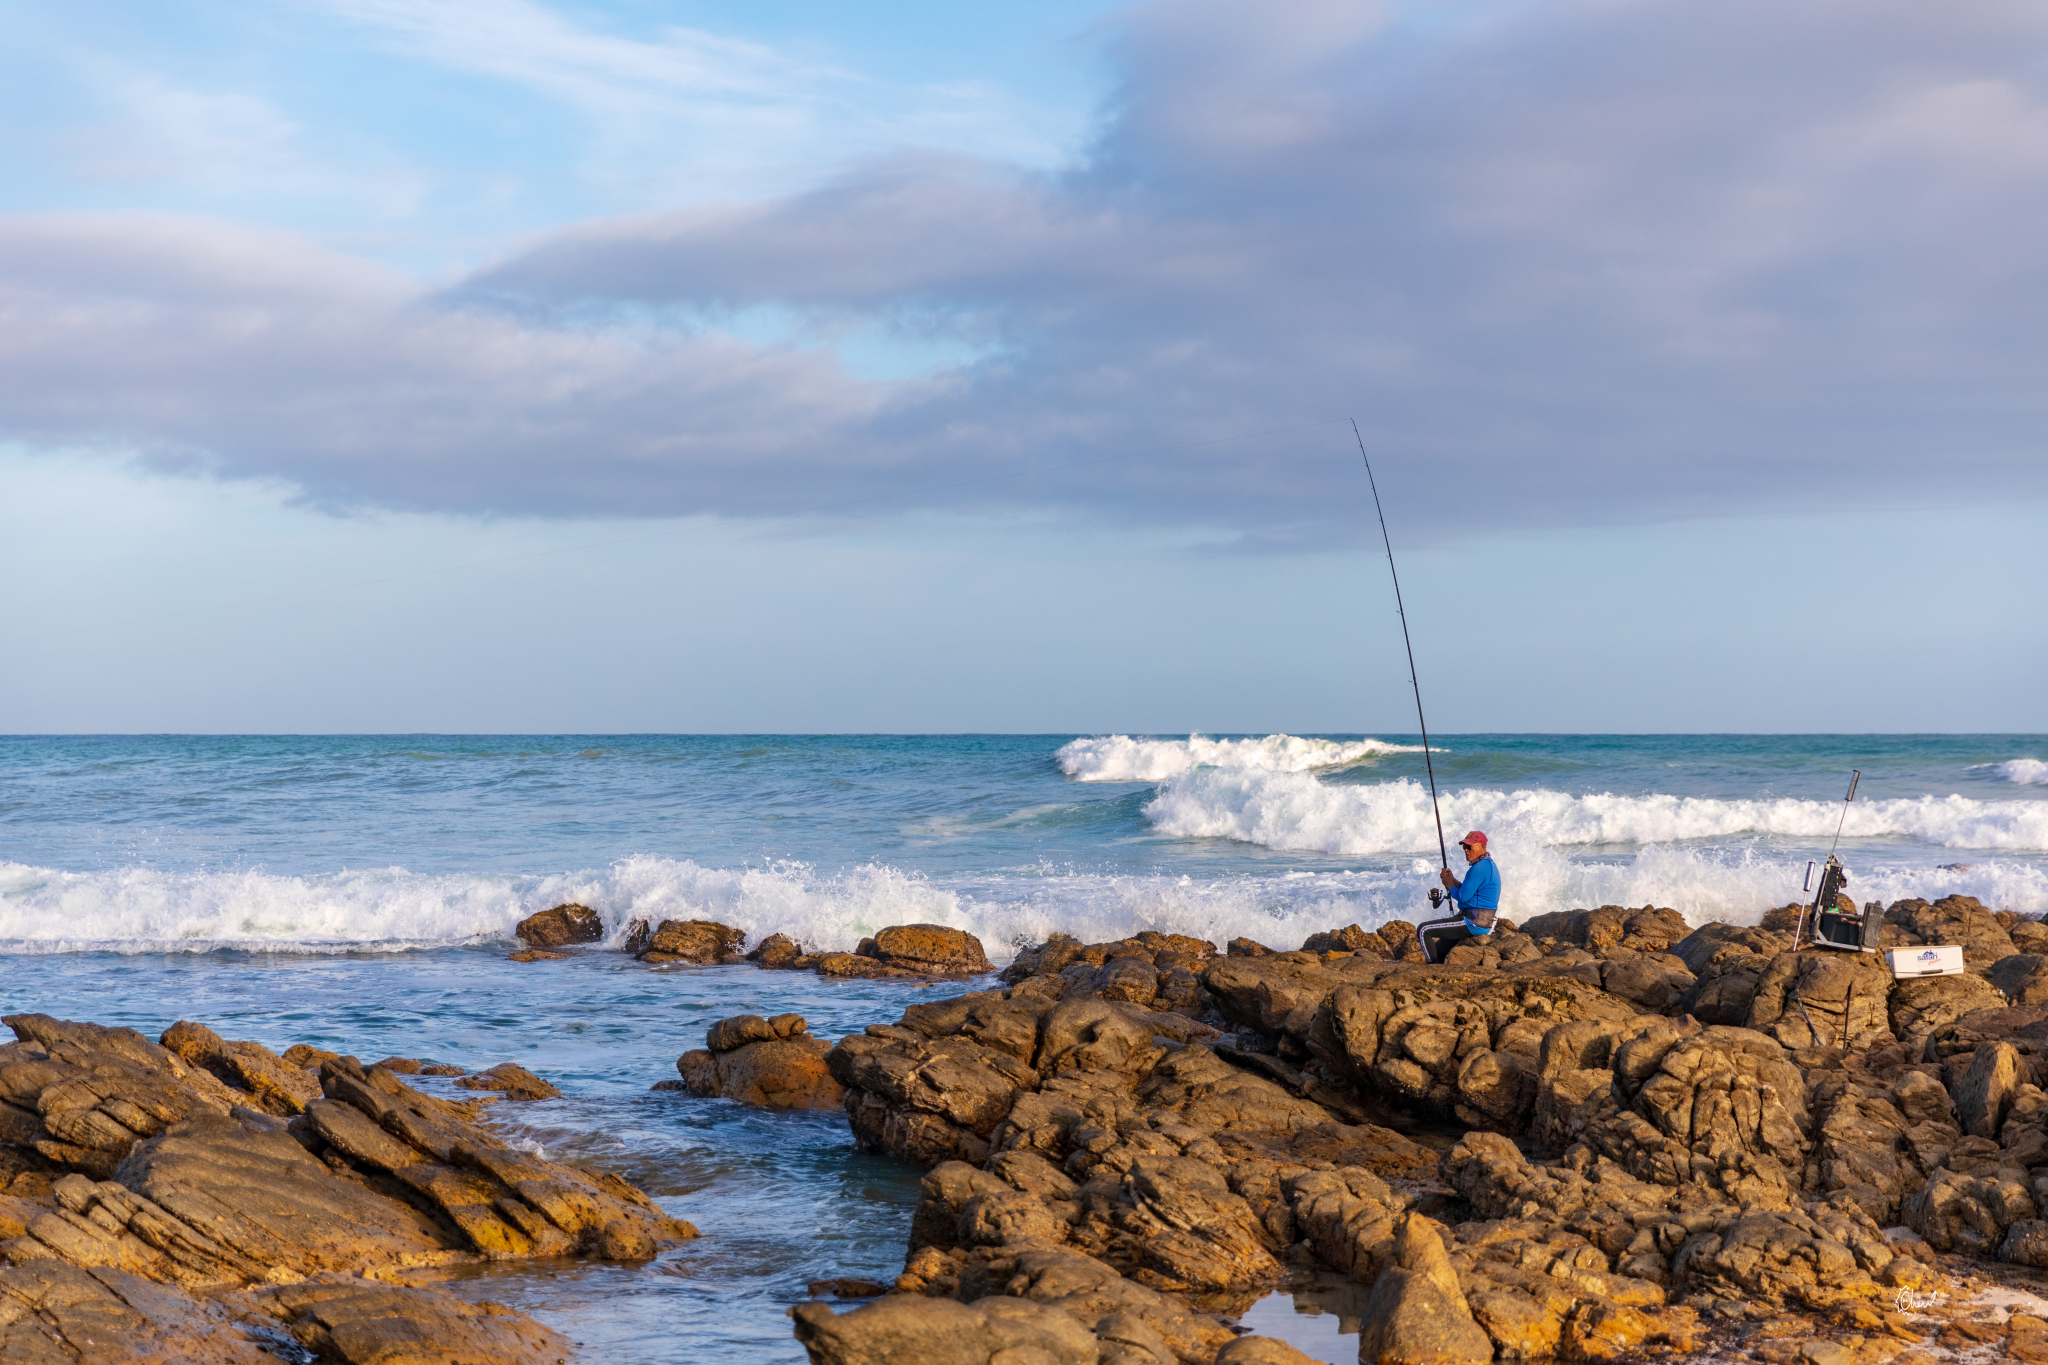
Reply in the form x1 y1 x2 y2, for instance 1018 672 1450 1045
5 0 2048 536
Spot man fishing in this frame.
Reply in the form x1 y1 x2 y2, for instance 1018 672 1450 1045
1417 831 1500 963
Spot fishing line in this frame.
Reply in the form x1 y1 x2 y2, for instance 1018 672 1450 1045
1352 418 1449 872
21 418 1349 645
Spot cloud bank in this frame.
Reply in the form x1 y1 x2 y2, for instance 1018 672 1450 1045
5 0 2047 535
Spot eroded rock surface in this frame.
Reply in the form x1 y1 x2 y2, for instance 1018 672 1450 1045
787 903 2048 1365
0 1012 693 1362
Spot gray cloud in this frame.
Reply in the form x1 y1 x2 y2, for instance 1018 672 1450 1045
6 0 2048 536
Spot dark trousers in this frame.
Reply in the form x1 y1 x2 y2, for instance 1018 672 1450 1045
1417 916 1479 964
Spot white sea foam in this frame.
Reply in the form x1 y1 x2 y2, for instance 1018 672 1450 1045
1056 733 1418 782
1143 770 2048 856
1998 760 2048 786
5 843 2044 961
0 857 962 958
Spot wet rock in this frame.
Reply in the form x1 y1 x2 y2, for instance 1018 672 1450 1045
638 918 746 964
509 948 570 962
1747 950 1895 1050
791 1293 1100 1364
0 1015 694 1295
748 933 807 968
866 924 996 977
1356 1213 1493 1365
1217 1338 1323 1364
372 1056 466 1077
454 1062 563 1101
832 1033 1040 1165
809 1276 890 1299
691 1014 843 1110
281 1044 340 1069
513 902 603 947
243 1275 575 1364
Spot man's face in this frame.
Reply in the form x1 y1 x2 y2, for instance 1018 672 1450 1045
1460 841 1483 864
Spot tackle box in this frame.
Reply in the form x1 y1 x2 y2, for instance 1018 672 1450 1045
1885 944 1964 978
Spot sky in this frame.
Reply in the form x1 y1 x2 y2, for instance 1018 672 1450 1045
2 0 2044 734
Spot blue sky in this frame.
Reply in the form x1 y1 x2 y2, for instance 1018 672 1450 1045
2 0 2044 732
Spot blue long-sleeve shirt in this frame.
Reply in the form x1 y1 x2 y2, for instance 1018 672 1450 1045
1448 855 1501 931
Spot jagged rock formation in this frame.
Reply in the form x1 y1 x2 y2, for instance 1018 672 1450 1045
788 899 2048 1365
0 1012 692 1363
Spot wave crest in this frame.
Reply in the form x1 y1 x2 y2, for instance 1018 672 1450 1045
1999 759 2048 786
1056 733 1417 782
1142 770 2048 854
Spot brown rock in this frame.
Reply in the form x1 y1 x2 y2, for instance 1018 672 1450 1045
1904 1165 2034 1254
1890 974 2006 1046
513 902 603 947
713 1036 844 1110
870 924 996 977
245 1276 575 1364
1886 896 2017 966
1953 1041 2024 1138
373 1057 465 1077
281 1044 339 1069
791 1294 1098 1365
638 918 746 964
453 1063 562 1101
508 948 569 962
1991 954 2048 1007
1748 950 1893 1050
747 932 806 968
1356 1213 1493 1365
0 1258 276 1363
1218 1339 1324 1364
808 1277 889 1299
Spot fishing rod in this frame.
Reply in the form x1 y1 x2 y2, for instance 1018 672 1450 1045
1351 420 1450 875
1794 769 1862 952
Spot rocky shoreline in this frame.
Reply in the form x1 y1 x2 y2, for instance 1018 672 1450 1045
715 894 2048 1363
10 892 2048 1364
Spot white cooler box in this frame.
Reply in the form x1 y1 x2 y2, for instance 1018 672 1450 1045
1886 944 1964 978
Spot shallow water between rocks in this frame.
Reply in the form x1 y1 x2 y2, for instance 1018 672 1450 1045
7 947 958 1362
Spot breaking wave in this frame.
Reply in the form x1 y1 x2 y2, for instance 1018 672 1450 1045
1056 733 1418 782
1998 759 2048 786
3 845 2044 958
1142 770 2048 854
0 857 961 957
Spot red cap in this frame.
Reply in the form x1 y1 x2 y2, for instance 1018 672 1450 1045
1459 830 1488 848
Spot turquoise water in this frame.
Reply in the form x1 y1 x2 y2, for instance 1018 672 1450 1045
3 732 2045 1360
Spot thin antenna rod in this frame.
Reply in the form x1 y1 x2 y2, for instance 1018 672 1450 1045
1352 419 1450 871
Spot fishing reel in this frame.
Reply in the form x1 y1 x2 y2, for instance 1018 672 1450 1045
1428 887 1445 911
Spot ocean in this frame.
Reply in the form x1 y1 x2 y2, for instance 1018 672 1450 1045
4 731 2046 1359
